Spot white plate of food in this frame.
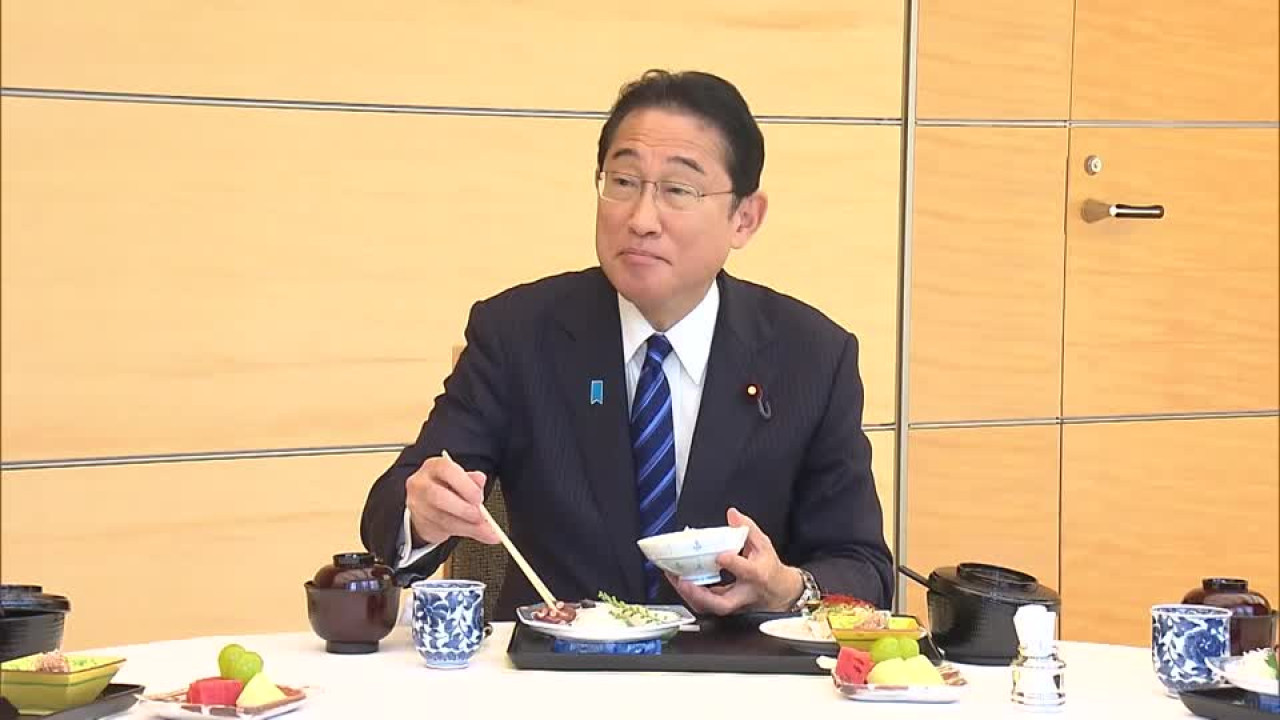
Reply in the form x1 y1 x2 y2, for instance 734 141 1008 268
136 686 307 719
819 655 968 704
1209 648 1279 696
757 593 905 654
831 667 968 704
516 593 696 642
757 616 838 654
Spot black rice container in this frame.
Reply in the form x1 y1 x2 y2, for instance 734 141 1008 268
0 585 70 663
900 563 1060 665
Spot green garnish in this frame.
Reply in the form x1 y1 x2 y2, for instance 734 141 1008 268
597 591 667 626
1266 649 1277 674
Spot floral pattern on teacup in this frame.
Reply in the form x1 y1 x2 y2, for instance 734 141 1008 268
412 580 484 669
1151 604 1230 693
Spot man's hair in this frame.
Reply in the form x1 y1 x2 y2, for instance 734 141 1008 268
596 70 765 199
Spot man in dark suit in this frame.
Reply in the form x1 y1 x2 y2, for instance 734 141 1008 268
361 69 893 620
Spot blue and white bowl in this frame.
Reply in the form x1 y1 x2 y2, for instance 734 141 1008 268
411 580 485 669
636 526 749 586
1151 604 1231 695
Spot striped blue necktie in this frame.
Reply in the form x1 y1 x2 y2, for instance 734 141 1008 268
632 334 678 600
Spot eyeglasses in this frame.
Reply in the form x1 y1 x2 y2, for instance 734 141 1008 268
596 170 734 212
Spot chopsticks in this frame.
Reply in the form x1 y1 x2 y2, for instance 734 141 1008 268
441 451 560 609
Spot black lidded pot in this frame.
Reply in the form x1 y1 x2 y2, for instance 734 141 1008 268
0 585 71 663
901 563 1061 666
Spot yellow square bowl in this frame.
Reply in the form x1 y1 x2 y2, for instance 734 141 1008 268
0 654 125 715
828 615 928 650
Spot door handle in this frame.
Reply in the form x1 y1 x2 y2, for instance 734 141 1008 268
1082 199 1166 223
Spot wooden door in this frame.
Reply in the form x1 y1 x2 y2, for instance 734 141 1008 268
1063 128 1279 417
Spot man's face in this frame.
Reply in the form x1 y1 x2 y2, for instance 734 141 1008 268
595 108 765 329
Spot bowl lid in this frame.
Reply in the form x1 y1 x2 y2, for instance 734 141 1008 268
931 563 1060 605
0 585 70 614
333 552 378 569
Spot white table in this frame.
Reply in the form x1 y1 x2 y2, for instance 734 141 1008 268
97 624 1201 719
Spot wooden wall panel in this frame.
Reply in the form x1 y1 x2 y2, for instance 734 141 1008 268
0 437 896 649
0 98 595 460
729 125 901 426
1073 0 1280 121
0 453 390 649
910 128 1066 422
916 0 1074 119
1064 128 1280 416
1 99 901 459
0 1 905 118
1062 418 1280 646
902 426 1060 620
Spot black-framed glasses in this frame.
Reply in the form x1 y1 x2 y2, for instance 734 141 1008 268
596 170 734 212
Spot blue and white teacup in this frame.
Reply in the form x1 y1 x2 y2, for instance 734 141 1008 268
1151 604 1231 695
411 579 485 669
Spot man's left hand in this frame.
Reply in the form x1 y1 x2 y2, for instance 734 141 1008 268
668 507 804 615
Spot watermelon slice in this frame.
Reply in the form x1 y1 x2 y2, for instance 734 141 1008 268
187 677 244 706
834 646 874 685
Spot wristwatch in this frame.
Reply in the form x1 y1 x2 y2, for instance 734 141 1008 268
791 567 822 613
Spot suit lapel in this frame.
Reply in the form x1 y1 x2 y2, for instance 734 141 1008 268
677 273 774 527
550 270 645 598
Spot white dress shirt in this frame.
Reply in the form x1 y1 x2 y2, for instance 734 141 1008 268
616 282 718 496
397 282 720 569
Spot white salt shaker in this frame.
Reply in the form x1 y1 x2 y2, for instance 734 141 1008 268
1011 604 1066 709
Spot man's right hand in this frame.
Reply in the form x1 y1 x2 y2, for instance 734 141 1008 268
405 455 501 547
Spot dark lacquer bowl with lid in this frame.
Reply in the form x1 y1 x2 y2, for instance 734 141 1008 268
1182 577 1276 655
304 553 400 654
0 585 70 663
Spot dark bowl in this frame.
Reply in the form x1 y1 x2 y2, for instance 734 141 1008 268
304 582 399 654
0 610 65 663
1234 611 1278 654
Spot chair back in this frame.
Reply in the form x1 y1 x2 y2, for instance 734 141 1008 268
444 483 510 621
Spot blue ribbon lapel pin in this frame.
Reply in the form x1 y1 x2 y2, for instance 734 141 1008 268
589 379 604 405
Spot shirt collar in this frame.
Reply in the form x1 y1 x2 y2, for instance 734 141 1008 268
617 281 720 386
